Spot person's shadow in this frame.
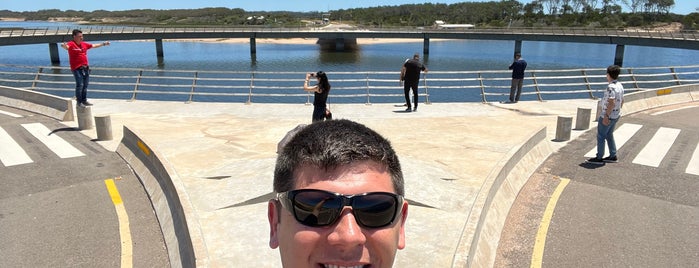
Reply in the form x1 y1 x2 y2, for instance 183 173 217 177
579 162 605 169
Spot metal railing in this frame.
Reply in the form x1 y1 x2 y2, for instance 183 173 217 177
1 64 698 104
2 26 698 40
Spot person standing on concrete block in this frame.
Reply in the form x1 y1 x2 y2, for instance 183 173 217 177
508 52 527 103
269 119 408 268
400 53 427 112
587 65 625 165
61 29 110 108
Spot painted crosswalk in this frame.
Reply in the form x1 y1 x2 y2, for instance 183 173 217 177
0 123 85 167
584 122 698 175
0 126 33 166
584 123 643 158
632 127 681 167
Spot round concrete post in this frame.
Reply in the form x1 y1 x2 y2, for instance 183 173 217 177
555 116 573 141
77 106 94 130
95 115 113 141
575 107 592 130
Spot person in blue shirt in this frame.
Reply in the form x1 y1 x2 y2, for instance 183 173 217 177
508 52 527 103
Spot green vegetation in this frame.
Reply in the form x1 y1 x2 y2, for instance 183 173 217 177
0 0 696 30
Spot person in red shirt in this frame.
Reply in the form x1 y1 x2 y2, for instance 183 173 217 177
61 29 110 107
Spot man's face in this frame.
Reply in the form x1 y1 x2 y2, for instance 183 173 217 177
73 32 83 43
268 160 408 268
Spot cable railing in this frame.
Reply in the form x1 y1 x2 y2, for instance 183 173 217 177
1 64 698 104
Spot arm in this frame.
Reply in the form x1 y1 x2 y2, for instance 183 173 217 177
303 73 320 93
93 41 110 48
400 66 406 81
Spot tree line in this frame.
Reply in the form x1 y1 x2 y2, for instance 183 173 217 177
0 1 697 30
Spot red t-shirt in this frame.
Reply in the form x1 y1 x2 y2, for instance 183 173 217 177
66 41 93 71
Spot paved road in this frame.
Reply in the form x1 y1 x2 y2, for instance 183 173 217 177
0 105 169 267
496 102 699 267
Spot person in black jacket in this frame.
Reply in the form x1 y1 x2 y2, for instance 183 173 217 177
508 52 528 103
400 53 428 112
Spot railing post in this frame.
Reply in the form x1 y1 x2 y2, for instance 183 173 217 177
581 70 594 99
530 72 543 101
130 70 143 102
365 73 371 105
627 68 639 89
531 71 544 101
670 67 681 85
247 72 254 105
187 71 198 103
31 67 44 90
423 73 431 104
478 72 487 103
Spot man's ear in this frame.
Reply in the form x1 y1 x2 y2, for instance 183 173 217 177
268 200 280 249
397 201 409 250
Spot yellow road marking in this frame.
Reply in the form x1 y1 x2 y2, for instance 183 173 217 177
105 179 133 268
530 177 570 268
137 140 150 156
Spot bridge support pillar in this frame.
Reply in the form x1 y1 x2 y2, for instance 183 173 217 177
155 39 164 58
49 43 60 64
614 44 625 66
423 38 430 55
336 38 345 51
514 40 522 55
250 38 256 54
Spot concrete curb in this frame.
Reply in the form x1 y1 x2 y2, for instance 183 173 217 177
461 83 698 267
115 126 209 268
0 85 74 121
453 127 550 267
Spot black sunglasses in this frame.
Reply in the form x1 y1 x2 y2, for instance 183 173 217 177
277 189 403 228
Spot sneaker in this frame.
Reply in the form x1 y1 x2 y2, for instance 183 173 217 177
83 101 93 106
405 107 412 112
413 107 417 112
602 156 618 163
77 102 86 108
586 157 605 165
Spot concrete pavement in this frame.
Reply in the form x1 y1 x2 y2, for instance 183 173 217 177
79 98 599 267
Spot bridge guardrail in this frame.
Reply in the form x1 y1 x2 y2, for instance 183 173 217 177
1 64 698 104
2 26 698 40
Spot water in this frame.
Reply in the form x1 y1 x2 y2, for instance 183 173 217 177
2 21 699 103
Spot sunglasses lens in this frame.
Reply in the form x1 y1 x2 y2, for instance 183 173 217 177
292 190 342 227
284 190 401 228
353 194 399 228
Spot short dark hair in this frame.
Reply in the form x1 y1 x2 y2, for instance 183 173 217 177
607 65 621 80
72 29 82 36
274 119 404 195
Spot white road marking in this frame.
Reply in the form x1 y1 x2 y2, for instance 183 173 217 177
21 123 85 158
0 109 23 118
0 126 33 166
686 142 699 176
632 127 681 167
585 123 643 158
650 104 699 116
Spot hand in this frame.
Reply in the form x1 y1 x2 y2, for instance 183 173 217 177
602 116 610 126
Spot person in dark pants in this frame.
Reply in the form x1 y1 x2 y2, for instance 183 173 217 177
508 52 527 103
303 71 331 122
61 29 110 108
400 53 428 112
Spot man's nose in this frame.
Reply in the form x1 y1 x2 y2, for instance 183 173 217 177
327 209 367 247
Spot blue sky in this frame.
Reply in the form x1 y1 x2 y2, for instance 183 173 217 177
2 0 696 15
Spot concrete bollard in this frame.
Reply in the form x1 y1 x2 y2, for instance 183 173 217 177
595 100 602 122
95 115 113 141
555 116 573 141
76 106 94 130
575 107 592 130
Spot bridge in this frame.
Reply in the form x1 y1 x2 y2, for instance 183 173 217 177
1 25 698 66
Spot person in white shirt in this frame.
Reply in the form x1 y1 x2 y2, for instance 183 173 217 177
587 65 625 164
